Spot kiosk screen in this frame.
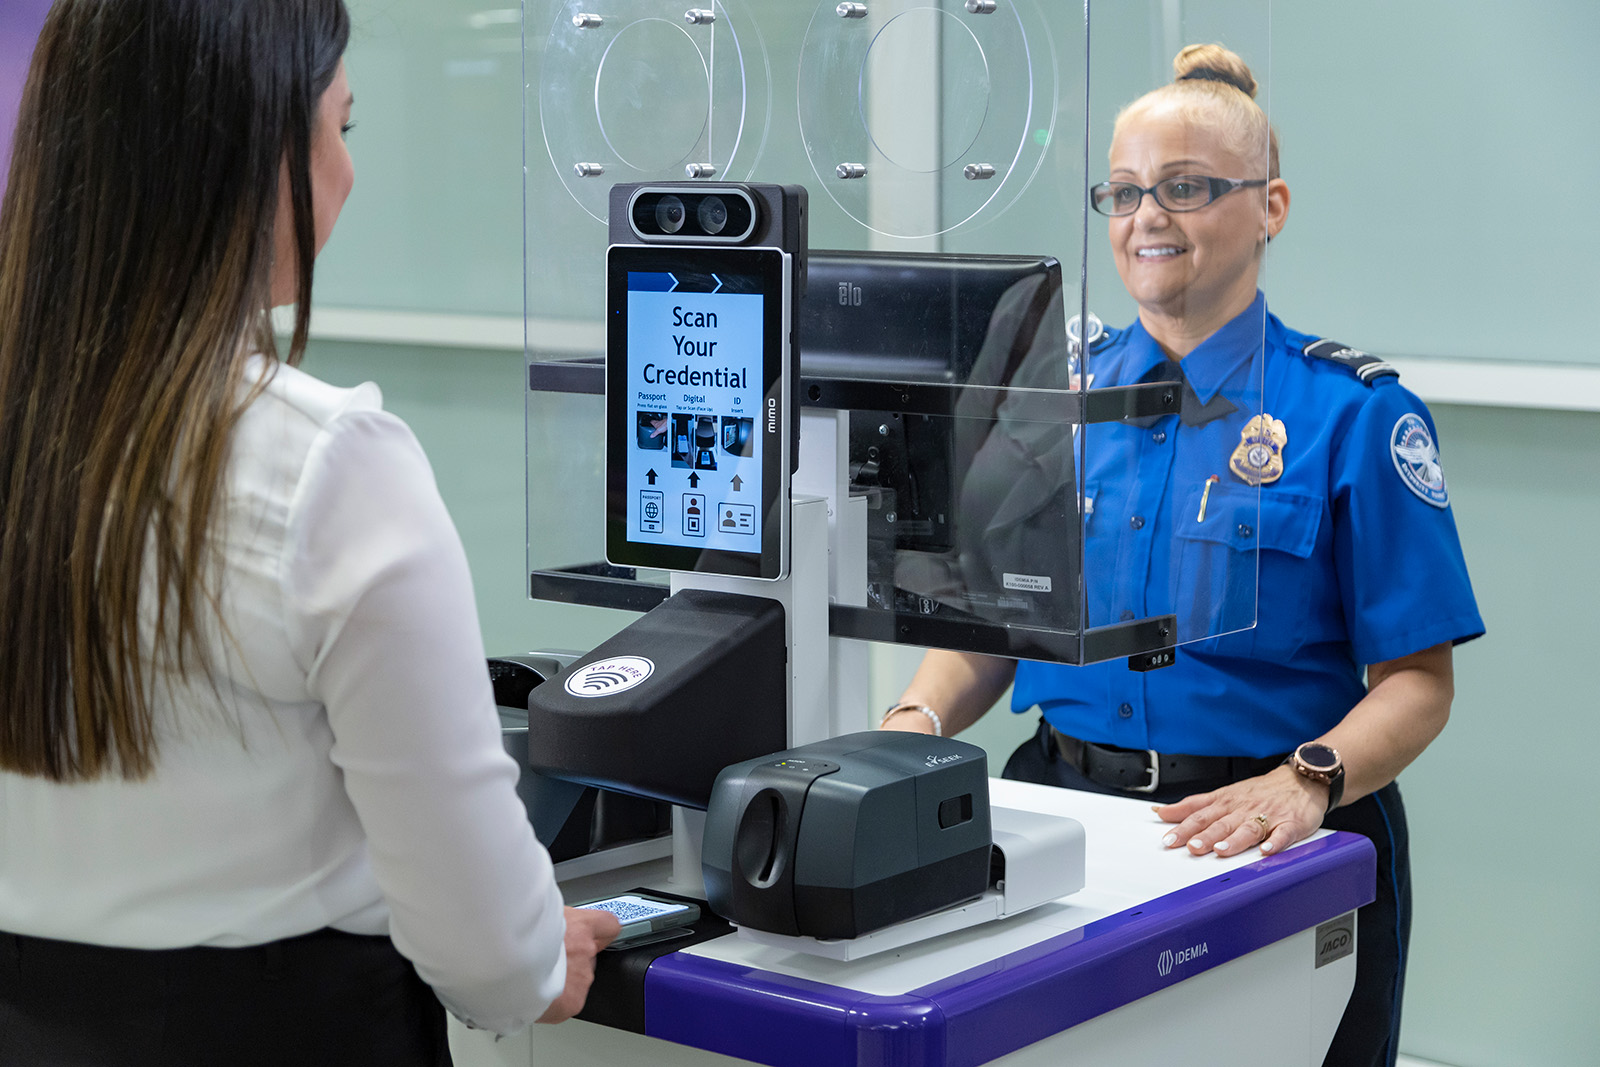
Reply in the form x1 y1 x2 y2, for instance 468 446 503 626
604 244 790 580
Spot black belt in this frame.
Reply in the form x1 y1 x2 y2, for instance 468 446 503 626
1052 729 1287 794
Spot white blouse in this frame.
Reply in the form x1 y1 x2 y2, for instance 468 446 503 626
0 359 567 1034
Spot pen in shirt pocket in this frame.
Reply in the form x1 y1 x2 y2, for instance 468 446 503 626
1197 475 1219 522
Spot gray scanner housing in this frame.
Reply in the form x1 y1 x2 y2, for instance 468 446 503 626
702 732 991 940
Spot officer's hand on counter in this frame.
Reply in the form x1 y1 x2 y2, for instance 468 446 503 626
1151 765 1327 859
537 906 622 1024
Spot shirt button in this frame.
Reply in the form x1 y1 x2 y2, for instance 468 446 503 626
1120 609 1135 622
1118 703 1134 719
1151 430 1167 444
1130 515 1146 530
1237 523 1254 539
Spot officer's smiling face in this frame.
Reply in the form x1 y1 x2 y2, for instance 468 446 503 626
1106 103 1285 347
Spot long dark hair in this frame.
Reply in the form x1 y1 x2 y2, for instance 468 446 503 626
0 0 351 781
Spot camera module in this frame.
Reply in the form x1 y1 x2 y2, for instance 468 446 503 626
654 195 687 234
624 185 760 243
697 196 729 235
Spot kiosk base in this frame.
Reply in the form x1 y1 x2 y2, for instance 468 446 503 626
448 782 1372 1067
453 928 1349 1067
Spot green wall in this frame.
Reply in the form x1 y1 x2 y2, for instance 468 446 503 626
1402 404 1600 1066
314 4 524 314
1266 0 1600 363
302 1 1600 1063
325 0 1600 362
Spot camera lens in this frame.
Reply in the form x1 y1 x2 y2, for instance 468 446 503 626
654 195 686 234
697 196 729 235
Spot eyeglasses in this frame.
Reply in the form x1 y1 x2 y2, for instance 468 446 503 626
1090 175 1268 217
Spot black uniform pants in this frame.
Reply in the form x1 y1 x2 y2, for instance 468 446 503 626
0 926 452 1067
1005 718 1411 1067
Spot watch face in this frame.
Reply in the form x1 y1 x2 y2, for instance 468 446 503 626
1297 742 1340 772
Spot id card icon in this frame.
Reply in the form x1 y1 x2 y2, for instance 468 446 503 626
682 493 706 537
639 490 664 533
718 502 755 534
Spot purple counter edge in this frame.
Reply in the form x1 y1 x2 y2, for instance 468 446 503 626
644 830 1375 1067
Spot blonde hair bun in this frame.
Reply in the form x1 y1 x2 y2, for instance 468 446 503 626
1172 43 1258 100
1107 41 1278 179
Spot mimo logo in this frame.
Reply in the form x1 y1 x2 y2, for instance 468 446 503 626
564 657 654 698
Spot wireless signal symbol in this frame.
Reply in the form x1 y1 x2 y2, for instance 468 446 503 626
578 670 630 692
563 657 655 699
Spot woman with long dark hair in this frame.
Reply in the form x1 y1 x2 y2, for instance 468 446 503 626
0 2 615 1062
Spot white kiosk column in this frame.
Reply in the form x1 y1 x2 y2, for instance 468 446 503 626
659 406 868 891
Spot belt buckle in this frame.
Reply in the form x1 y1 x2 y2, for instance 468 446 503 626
1129 750 1161 793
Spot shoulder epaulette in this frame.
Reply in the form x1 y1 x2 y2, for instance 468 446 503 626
1301 339 1398 384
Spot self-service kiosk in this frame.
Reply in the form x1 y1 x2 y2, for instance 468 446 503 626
461 2 1372 1063
472 232 1373 1067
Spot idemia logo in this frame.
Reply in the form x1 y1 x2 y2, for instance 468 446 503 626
563 657 655 698
1156 941 1208 977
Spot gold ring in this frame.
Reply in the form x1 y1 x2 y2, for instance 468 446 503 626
1252 813 1270 836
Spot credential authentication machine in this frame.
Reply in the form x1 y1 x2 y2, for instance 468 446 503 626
486 179 1372 1067
508 181 1087 958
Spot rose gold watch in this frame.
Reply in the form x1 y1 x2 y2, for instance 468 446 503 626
1286 741 1345 812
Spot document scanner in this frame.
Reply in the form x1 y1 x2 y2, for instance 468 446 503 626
702 732 1085 957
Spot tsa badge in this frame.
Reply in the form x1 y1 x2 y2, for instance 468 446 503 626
1390 412 1449 508
1229 414 1287 486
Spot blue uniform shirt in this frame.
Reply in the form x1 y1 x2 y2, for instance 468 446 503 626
1011 293 1483 757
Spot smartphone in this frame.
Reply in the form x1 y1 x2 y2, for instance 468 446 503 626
577 892 701 948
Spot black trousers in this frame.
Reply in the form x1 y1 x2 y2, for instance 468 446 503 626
1005 719 1411 1067
0 927 452 1067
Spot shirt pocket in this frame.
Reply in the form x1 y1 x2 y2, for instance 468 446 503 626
1170 483 1322 656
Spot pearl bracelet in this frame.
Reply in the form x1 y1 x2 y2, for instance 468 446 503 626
880 702 942 736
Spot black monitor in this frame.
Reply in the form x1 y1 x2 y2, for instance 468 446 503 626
801 250 1063 384
798 251 1082 641
801 250 1066 554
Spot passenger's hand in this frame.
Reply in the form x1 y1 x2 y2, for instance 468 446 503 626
536 906 621 1023
1152 765 1328 858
